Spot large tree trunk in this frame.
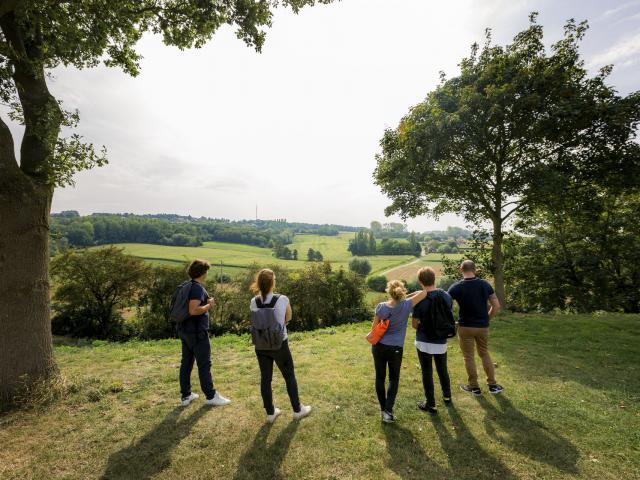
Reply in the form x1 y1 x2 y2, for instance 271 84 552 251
0 13 60 408
492 219 506 309
0 156 55 408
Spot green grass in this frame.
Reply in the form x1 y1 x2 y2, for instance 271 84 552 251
2 314 639 479
106 233 415 276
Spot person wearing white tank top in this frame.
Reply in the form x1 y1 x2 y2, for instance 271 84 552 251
250 268 312 423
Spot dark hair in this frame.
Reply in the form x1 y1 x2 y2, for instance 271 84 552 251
461 260 476 273
187 259 210 279
418 267 436 286
251 269 275 299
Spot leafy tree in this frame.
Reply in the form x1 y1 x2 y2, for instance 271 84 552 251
370 221 382 234
50 247 149 340
292 249 298 261
349 258 372 276
307 248 316 261
367 275 388 292
374 14 640 307
0 0 333 404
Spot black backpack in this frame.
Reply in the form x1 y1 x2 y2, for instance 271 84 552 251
169 280 194 324
420 290 456 340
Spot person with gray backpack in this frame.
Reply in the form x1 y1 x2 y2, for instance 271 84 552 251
249 268 311 423
170 259 231 407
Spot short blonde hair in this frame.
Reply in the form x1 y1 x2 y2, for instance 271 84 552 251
386 280 407 301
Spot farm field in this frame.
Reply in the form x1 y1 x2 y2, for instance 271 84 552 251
107 233 416 277
1 313 638 479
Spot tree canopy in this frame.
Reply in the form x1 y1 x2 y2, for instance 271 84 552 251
374 13 640 305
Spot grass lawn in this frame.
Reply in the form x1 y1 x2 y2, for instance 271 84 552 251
2 313 638 479
107 233 415 277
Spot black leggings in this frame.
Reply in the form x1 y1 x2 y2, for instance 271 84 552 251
372 343 404 413
256 340 301 415
417 349 451 408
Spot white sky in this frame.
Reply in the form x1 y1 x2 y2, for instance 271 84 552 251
8 0 640 231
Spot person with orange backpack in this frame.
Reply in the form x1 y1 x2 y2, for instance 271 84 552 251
367 280 427 423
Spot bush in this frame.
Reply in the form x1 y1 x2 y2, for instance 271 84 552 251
367 275 388 292
437 276 457 291
349 258 372 276
50 247 149 340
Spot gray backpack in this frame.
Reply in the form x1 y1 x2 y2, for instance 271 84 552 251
169 280 194 324
250 295 285 350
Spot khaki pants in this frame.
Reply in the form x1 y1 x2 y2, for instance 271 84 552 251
458 326 496 388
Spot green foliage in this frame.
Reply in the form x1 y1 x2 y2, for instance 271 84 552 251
441 230 492 281
348 230 420 256
348 258 372 276
505 191 640 313
50 247 149 339
374 13 640 304
306 248 323 262
367 275 388 292
134 264 187 339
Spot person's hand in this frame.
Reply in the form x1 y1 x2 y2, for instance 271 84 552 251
207 297 215 309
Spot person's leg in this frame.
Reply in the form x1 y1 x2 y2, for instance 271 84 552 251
385 346 404 413
179 331 195 398
434 352 451 399
372 344 387 411
192 331 216 399
273 341 301 413
417 349 436 408
475 328 497 385
256 351 276 415
458 327 479 388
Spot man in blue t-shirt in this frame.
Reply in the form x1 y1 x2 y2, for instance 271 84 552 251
178 259 231 407
448 260 503 396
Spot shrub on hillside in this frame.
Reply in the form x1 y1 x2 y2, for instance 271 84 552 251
367 275 387 292
51 247 149 340
349 258 372 276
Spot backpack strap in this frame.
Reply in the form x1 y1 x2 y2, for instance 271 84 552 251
255 294 280 309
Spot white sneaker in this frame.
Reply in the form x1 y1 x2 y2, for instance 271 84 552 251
204 391 231 406
293 405 312 420
266 407 282 424
181 393 199 407
382 410 396 423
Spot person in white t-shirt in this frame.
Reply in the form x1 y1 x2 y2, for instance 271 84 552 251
250 268 312 423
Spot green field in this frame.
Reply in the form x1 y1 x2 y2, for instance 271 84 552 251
2 314 638 479
109 233 416 277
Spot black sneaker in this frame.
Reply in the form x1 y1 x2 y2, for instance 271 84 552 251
382 410 396 423
442 396 453 406
488 384 504 394
460 384 482 396
417 401 438 416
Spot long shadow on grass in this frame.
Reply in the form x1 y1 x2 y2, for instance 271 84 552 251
101 406 207 480
430 406 518 480
477 395 579 474
382 424 449 480
233 421 299 480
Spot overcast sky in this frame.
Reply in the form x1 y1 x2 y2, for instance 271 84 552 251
8 0 640 231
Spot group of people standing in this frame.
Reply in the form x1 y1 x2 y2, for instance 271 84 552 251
174 258 502 425
371 260 502 423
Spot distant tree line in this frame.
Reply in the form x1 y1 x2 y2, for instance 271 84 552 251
348 230 421 257
50 248 368 340
49 213 303 252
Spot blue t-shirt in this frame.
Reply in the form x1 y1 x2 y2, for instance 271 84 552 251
375 299 413 347
181 282 210 333
412 289 453 344
448 277 494 328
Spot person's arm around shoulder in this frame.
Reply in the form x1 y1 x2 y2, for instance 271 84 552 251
409 289 427 307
